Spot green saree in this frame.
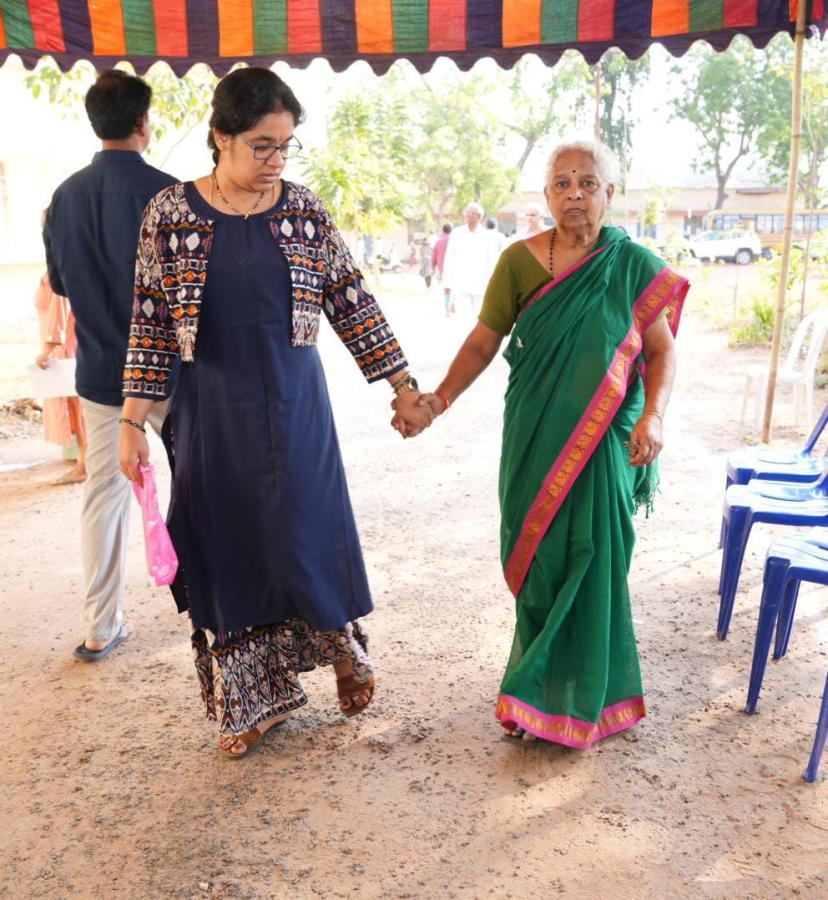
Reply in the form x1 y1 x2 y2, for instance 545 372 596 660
495 227 688 749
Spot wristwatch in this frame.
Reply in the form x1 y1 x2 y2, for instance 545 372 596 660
392 372 419 395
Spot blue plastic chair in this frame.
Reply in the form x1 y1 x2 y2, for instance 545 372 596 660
719 402 828 547
717 473 828 640
725 400 828 490
804 673 828 783
743 535 828 782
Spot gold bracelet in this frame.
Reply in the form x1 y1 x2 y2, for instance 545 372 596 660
119 416 146 433
642 411 663 422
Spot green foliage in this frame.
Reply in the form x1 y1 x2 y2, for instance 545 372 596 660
598 49 650 185
501 52 591 177
670 37 790 209
300 84 414 235
729 295 778 346
24 58 217 167
756 35 828 208
409 76 516 223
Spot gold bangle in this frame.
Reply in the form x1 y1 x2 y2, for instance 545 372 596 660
642 411 663 422
119 416 146 433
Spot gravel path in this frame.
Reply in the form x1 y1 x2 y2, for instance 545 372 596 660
1 271 826 899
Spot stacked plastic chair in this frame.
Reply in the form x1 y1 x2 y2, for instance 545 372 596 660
719 403 828 549
725 401 828 491
743 532 828 782
718 472 828 640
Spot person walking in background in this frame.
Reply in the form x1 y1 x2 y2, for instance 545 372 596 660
443 202 499 314
432 223 454 316
509 202 548 243
486 217 505 255
43 69 176 662
33 271 88 485
418 237 434 289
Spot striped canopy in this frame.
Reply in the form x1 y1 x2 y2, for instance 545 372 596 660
0 1 826 75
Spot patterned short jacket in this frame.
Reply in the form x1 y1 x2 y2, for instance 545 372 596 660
123 181 408 399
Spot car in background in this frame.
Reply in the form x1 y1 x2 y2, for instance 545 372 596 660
687 229 763 265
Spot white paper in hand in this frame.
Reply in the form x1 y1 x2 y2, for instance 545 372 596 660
27 359 77 399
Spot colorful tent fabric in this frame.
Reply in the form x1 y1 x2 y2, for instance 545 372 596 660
0 1 826 75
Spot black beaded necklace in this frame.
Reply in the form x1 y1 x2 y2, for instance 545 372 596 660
547 227 557 278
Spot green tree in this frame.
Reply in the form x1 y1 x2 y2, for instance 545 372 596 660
301 85 414 235
501 52 591 178
25 58 216 168
409 77 516 222
597 49 650 186
756 36 828 209
670 37 789 210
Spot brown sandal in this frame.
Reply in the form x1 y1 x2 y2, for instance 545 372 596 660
336 673 375 718
219 728 263 759
219 711 291 759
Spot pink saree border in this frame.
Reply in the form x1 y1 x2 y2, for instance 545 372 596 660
496 693 646 749
503 267 689 598
516 245 608 323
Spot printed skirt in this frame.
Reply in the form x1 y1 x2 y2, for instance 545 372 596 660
192 619 372 736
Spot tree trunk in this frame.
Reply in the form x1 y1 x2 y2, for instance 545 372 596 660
593 64 602 141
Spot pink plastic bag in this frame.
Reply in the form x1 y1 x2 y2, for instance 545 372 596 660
132 463 178 586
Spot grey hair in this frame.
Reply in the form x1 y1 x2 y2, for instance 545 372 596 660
544 140 620 190
465 201 484 217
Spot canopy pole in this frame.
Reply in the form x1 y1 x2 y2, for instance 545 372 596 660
761 0 808 442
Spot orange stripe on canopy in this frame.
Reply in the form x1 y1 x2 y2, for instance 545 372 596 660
652 0 690 36
217 0 254 56
355 0 394 53
89 0 127 55
502 0 541 46
0 10 6 50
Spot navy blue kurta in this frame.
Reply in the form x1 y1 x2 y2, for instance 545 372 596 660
165 182 373 632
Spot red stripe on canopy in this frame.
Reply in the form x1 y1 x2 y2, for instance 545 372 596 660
31 0 65 52
153 0 188 56
723 0 758 28
429 0 466 50
579 0 615 41
288 0 322 53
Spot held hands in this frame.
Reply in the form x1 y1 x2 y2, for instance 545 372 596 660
628 412 663 468
390 391 448 438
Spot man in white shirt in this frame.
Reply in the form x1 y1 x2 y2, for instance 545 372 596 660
509 202 549 244
443 202 500 314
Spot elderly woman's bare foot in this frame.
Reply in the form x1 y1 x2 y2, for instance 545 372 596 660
219 711 291 759
333 659 374 717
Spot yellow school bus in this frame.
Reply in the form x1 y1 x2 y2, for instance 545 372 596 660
703 208 828 253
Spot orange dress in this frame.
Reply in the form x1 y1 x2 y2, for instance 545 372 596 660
32 273 87 447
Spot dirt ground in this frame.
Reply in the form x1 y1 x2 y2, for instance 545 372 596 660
1 267 827 899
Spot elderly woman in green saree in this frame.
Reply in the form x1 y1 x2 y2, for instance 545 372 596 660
417 141 688 748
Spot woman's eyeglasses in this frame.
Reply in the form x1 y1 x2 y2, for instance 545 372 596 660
236 134 303 160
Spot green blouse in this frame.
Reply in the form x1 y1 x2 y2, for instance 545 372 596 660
479 240 550 336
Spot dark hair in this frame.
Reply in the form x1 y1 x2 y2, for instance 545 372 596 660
441 223 452 234
486 218 497 229
208 67 305 165
85 70 151 140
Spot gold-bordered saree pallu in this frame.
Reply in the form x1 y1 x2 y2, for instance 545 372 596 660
495 226 688 749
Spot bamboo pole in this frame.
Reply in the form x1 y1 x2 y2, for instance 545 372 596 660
761 0 808 442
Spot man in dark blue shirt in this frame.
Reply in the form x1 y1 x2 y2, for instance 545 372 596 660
43 70 176 661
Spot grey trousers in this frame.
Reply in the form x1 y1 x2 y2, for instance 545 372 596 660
79 398 168 642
